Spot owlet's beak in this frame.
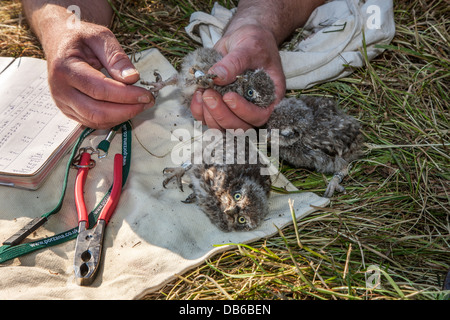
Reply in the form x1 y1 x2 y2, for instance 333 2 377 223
224 206 237 216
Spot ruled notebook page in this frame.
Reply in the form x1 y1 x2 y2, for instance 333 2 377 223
0 57 80 177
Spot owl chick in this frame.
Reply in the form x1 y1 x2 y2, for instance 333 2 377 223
264 96 363 198
141 47 276 108
162 134 272 232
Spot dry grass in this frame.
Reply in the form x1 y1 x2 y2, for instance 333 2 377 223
0 0 43 58
1 0 448 300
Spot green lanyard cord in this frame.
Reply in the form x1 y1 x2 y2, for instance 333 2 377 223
0 121 132 264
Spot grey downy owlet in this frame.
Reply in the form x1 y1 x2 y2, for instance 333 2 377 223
141 47 276 108
263 96 364 198
162 132 272 232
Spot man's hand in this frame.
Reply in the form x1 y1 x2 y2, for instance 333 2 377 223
190 25 284 131
22 1 154 129
188 0 323 131
45 22 154 129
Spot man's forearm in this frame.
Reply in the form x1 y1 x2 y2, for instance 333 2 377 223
225 0 324 45
22 0 113 44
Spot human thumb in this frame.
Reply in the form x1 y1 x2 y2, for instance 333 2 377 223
86 30 140 84
208 49 249 86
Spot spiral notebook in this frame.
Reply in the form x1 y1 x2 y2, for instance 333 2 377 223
0 57 82 190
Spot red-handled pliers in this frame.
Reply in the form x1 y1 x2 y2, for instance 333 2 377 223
73 150 123 286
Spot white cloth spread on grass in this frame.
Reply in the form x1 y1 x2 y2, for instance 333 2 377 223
0 49 329 300
185 0 395 89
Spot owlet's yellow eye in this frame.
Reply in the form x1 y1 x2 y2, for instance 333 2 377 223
233 192 242 201
238 216 246 224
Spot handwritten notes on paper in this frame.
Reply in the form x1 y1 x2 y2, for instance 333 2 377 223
0 57 81 188
0 74 77 175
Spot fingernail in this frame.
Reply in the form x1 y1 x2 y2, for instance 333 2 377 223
195 91 203 104
138 94 151 103
121 67 139 79
224 98 236 109
209 65 227 80
203 96 217 109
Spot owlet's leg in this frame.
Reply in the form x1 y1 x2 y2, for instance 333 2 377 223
323 167 348 198
162 161 192 192
189 68 217 88
141 72 178 97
